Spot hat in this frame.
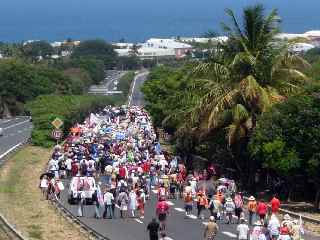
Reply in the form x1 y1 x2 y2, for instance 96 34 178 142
209 216 215 221
254 221 262 226
248 196 255 201
283 214 291 220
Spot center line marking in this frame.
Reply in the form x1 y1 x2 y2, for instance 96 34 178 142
222 231 237 238
134 219 143 224
166 201 174 206
174 207 184 212
188 214 197 219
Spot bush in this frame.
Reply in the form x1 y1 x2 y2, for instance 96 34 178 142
26 95 124 147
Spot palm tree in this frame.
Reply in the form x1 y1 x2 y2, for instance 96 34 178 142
190 4 310 139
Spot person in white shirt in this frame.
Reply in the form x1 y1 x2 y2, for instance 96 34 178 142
103 190 114 219
237 218 249 240
268 214 280 240
65 158 72 177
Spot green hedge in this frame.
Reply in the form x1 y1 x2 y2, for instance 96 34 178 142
118 71 135 99
26 95 124 147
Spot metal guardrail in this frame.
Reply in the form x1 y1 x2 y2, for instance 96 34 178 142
52 196 110 240
0 138 30 240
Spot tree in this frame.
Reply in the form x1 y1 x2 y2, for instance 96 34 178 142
72 39 117 69
22 41 54 61
249 87 320 207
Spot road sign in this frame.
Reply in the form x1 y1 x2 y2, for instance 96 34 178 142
51 118 63 129
51 129 63 140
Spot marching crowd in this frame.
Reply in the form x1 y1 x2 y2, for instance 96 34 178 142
39 105 305 240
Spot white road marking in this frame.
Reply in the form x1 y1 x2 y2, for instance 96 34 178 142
222 231 237 238
0 142 23 159
17 130 22 133
202 222 208 226
134 219 143 224
4 120 30 130
174 207 184 212
187 214 197 219
152 189 158 194
166 201 174 206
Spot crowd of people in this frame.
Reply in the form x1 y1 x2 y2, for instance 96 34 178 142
39 105 306 240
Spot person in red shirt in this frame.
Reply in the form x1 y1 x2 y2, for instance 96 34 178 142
256 199 268 222
156 197 169 231
270 194 281 214
119 164 126 179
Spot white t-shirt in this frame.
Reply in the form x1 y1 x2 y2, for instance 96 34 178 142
65 158 72 170
237 224 249 240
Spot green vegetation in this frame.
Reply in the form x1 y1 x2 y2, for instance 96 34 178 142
249 87 320 208
71 39 117 69
22 41 54 61
118 71 135 98
0 59 84 117
142 3 319 206
26 95 124 147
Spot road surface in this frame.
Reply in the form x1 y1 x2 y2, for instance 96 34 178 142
0 117 32 159
58 73 319 240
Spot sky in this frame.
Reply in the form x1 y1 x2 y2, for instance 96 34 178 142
0 0 319 42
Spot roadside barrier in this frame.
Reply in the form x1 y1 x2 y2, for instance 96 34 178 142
52 196 110 240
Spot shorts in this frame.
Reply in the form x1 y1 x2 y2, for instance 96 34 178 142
235 207 242 217
185 204 192 211
158 213 167 222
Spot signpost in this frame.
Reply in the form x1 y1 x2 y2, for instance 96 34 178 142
51 118 64 145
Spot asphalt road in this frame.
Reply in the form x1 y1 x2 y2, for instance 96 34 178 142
129 72 149 107
58 74 319 240
0 117 32 159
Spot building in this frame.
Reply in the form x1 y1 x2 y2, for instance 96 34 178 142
144 38 193 59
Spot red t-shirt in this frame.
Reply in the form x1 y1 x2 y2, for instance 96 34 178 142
156 201 169 215
257 202 267 215
270 197 280 213
119 167 126 178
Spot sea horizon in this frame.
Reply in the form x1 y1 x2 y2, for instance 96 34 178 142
1 0 320 43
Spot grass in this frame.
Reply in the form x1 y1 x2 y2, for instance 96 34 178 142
0 146 91 240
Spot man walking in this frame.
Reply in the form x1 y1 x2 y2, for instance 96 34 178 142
103 189 114 219
237 218 250 240
270 194 281 214
147 218 160 240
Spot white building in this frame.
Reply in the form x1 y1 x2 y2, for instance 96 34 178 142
51 41 63 48
289 43 315 53
180 36 228 43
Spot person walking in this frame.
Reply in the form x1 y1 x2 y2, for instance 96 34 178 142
257 199 268 223
103 189 114 219
128 189 137 218
247 196 257 225
117 189 129 219
204 216 219 240
137 189 146 219
92 188 101 219
156 196 169 231
147 218 160 240
77 188 86 217
236 218 249 240
197 191 208 220
234 193 244 223
268 214 280 240
270 195 281 215
184 191 193 217
208 195 221 221
225 197 236 224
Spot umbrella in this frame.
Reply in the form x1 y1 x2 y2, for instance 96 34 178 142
40 172 55 179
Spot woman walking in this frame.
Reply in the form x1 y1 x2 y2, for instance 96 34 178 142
128 189 137 218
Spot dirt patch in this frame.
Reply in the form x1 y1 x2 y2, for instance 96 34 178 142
0 146 91 240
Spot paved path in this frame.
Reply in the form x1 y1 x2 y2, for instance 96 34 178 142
0 117 32 159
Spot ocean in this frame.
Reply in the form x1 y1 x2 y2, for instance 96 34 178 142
1 0 319 43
